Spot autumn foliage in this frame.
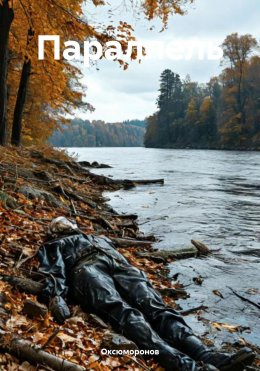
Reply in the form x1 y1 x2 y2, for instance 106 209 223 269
0 0 194 146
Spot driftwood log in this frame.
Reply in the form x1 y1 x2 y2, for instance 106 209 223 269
180 305 208 316
0 338 85 371
0 275 44 295
87 173 164 189
52 183 97 209
136 247 199 262
191 240 210 255
117 178 164 189
136 241 211 263
111 237 154 248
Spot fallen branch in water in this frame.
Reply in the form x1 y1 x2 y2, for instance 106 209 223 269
132 179 164 186
180 305 208 316
191 240 211 256
136 247 199 262
227 286 260 310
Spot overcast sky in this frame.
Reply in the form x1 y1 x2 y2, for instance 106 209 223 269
79 0 260 122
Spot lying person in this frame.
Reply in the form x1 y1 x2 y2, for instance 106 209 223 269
38 217 255 371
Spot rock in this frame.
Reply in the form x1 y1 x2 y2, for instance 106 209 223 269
99 163 112 169
92 162 112 168
78 161 91 167
91 161 112 168
0 191 18 209
101 332 138 351
18 185 62 207
78 161 112 169
193 276 204 285
22 299 48 318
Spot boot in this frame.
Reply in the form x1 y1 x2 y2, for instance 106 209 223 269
179 335 255 371
171 356 218 371
197 347 255 371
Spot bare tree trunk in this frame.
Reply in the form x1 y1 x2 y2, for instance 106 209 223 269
11 28 34 146
11 58 31 146
0 0 14 146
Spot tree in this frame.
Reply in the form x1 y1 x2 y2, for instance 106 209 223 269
246 56 260 144
199 96 217 141
186 97 199 124
143 0 195 26
0 0 194 146
221 33 258 129
158 69 175 109
0 0 14 145
49 118 145 147
11 28 34 146
156 69 185 145
144 114 159 147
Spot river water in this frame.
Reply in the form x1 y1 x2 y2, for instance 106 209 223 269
67 147 260 347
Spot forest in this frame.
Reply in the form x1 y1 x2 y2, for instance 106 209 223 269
144 33 260 150
49 119 146 147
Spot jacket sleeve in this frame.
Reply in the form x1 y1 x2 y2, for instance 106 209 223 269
37 240 68 300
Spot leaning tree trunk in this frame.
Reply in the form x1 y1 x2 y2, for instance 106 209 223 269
11 58 31 146
0 0 14 146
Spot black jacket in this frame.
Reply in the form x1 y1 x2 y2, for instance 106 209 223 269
38 233 128 300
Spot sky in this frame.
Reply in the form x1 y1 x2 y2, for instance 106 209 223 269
78 0 260 123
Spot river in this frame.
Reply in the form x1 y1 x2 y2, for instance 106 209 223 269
67 147 260 347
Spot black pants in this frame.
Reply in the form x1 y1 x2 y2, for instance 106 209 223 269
72 254 194 371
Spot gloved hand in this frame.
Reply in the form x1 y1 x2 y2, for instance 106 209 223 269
49 296 70 324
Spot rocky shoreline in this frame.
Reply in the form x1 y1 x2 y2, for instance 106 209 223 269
0 146 259 370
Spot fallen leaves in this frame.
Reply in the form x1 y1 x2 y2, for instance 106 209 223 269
6 314 29 329
211 322 250 334
57 331 84 349
212 322 240 332
212 289 224 299
0 147 259 370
